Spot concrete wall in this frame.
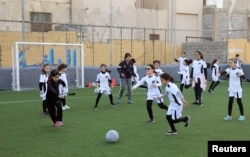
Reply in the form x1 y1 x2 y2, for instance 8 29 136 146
203 6 248 41
182 41 228 64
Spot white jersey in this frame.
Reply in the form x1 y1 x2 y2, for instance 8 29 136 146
96 71 112 94
155 68 164 75
39 73 48 100
236 58 243 68
177 57 187 72
191 59 207 77
164 82 184 120
59 72 68 95
133 75 163 102
132 65 139 83
164 82 184 107
178 65 190 85
225 67 244 92
211 64 219 81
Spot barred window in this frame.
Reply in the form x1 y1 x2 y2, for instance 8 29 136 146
30 12 52 32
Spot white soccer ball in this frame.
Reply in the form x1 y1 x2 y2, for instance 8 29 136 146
92 82 97 87
105 130 119 143
94 87 99 94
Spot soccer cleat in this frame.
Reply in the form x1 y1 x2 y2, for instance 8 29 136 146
147 119 155 124
93 107 98 110
165 130 178 135
238 115 245 121
127 100 134 104
184 116 190 127
223 115 232 121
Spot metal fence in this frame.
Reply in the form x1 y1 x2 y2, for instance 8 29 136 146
0 19 250 67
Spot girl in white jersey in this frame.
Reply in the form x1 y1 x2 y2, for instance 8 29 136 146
220 58 245 121
153 60 164 75
39 64 51 116
208 59 220 93
178 59 192 92
190 51 207 106
57 63 70 110
131 64 168 123
131 58 139 84
175 51 187 82
93 64 116 109
158 72 190 135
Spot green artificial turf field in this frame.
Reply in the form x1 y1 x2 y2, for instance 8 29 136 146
0 81 249 157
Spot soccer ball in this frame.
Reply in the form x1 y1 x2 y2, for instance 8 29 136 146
94 87 99 94
92 82 97 87
105 130 119 143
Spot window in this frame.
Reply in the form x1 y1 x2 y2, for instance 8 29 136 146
30 12 52 32
150 34 160 40
136 0 166 9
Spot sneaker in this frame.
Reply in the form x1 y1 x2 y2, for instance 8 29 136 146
93 107 98 110
62 106 67 110
165 130 178 135
57 121 64 126
238 115 245 121
184 116 190 127
65 105 70 109
197 102 203 106
116 98 121 104
147 119 155 124
127 100 134 104
192 101 199 105
185 84 192 89
223 115 232 121
110 103 116 107
54 121 63 127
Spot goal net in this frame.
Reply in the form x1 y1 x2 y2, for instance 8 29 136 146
12 42 84 91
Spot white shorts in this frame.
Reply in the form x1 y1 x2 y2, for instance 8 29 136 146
98 89 111 95
147 94 164 104
212 76 219 81
229 91 242 98
167 105 183 120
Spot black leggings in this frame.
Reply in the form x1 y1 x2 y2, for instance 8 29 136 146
208 81 220 91
47 100 63 124
166 115 187 131
227 97 244 116
147 100 168 120
194 78 202 102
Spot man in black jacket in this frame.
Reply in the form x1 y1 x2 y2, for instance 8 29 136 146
117 53 135 104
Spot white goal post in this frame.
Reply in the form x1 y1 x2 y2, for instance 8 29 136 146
12 42 85 91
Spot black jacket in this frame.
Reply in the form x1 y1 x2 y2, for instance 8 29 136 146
117 60 135 78
46 79 66 103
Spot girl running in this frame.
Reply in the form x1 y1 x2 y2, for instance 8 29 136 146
131 64 168 123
